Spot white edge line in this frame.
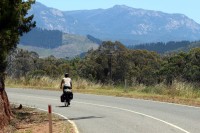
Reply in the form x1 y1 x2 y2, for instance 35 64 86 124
74 101 190 133
10 94 190 133
11 102 79 133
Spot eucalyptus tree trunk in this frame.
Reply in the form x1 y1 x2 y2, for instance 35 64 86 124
0 75 12 129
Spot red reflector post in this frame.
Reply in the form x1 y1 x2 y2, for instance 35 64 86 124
48 104 52 113
48 104 52 133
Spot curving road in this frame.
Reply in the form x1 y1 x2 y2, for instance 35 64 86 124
7 88 200 133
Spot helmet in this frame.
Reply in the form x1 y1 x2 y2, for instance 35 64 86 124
65 73 69 77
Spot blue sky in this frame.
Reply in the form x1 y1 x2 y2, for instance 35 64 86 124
36 0 200 24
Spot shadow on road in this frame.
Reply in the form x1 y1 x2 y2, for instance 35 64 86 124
69 116 104 121
56 105 70 108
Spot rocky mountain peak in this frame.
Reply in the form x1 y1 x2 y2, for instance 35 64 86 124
29 2 200 45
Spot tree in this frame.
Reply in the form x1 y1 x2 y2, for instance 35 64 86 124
78 41 129 83
0 0 36 128
128 50 161 85
159 52 187 85
183 48 200 82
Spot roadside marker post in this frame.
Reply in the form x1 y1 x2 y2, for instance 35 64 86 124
48 104 52 133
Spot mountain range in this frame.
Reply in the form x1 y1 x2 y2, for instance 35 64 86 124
29 2 200 45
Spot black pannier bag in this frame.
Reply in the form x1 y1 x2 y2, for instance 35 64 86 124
69 91 73 99
60 91 73 102
60 94 65 102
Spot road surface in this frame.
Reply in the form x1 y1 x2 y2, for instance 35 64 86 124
7 88 200 133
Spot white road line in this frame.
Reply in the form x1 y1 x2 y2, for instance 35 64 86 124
10 97 79 133
9 93 190 133
36 107 79 133
74 101 190 133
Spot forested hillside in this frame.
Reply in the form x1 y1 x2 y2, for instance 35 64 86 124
20 27 62 48
129 40 200 54
19 31 99 58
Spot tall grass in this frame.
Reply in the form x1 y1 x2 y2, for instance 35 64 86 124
5 76 200 103
170 81 200 98
133 81 200 99
5 76 103 90
5 76 60 90
6 76 200 98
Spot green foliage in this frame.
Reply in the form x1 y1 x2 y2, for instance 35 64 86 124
6 41 200 87
159 52 187 85
182 48 200 82
78 41 200 86
130 40 192 54
7 49 81 79
0 0 36 76
78 41 161 85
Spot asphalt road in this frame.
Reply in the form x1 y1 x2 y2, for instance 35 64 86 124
6 88 200 133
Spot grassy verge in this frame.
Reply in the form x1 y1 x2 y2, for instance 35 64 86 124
3 104 75 133
5 77 200 107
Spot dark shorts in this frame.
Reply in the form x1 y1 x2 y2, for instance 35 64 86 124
63 86 71 89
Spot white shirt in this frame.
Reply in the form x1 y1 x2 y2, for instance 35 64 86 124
62 77 72 87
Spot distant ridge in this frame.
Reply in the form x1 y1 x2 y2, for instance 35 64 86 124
19 28 99 58
28 2 200 45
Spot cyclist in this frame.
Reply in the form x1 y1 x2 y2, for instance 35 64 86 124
60 73 72 105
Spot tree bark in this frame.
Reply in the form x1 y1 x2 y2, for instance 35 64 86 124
0 76 12 129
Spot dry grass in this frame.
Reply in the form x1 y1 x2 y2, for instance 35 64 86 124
5 77 200 107
1 104 75 133
6 76 60 90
